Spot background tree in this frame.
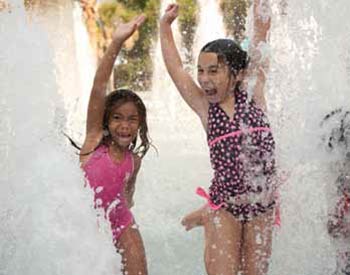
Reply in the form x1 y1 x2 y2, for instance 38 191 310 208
176 0 198 65
220 0 248 42
24 0 248 91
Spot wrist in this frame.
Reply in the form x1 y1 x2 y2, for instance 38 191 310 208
160 18 172 28
111 35 127 45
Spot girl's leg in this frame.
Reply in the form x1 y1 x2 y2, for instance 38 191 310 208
116 223 148 275
242 210 274 275
203 208 243 275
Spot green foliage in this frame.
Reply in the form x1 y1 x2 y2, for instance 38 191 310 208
98 1 137 27
97 0 160 91
220 0 248 42
143 0 160 36
94 0 248 90
114 54 152 91
98 2 117 26
116 0 148 10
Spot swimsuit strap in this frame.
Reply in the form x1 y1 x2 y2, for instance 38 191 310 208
208 127 271 148
234 88 248 104
82 144 108 168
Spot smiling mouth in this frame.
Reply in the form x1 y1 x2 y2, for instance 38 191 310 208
205 89 217 96
117 133 132 140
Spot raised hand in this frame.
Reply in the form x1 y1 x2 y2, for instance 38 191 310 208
113 14 146 42
161 3 179 25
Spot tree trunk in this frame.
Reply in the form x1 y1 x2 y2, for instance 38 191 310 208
78 0 107 60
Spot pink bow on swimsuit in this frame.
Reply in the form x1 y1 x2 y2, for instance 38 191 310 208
196 187 282 227
196 187 226 210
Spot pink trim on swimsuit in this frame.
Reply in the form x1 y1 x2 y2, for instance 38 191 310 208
196 187 225 210
197 186 282 226
208 127 271 148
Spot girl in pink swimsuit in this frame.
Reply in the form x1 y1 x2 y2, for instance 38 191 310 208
79 15 149 275
160 1 276 275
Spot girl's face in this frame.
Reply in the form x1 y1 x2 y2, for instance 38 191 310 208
108 101 140 149
197 52 237 104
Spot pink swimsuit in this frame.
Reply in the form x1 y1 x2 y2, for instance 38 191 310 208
83 145 134 242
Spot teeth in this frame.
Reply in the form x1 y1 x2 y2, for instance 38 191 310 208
118 134 130 138
206 89 216 96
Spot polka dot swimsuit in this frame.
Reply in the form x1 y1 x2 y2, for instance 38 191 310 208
207 89 276 221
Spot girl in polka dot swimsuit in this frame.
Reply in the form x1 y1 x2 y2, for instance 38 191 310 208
208 87 276 222
160 1 276 275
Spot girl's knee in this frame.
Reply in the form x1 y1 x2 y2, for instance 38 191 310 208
119 247 147 275
205 253 238 275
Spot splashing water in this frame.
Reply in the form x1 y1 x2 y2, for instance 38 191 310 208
267 1 350 274
192 0 226 56
2 0 350 275
141 0 350 274
134 0 211 274
0 1 119 275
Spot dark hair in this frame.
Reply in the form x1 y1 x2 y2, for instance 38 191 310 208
321 108 350 150
101 89 150 158
200 39 249 77
66 89 150 158
334 173 350 195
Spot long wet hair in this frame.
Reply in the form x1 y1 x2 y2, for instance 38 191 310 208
102 89 150 158
200 38 249 94
67 89 150 158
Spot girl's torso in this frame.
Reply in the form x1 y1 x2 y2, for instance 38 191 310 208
207 90 276 219
82 145 134 210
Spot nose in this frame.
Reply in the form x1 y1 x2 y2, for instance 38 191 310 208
198 71 210 85
120 119 130 130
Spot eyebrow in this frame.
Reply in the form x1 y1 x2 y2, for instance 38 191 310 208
197 63 227 70
112 112 139 117
197 64 220 69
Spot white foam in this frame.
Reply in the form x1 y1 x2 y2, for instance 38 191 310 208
0 2 119 274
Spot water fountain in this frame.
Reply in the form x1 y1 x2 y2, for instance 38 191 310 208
267 1 350 274
0 1 118 274
193 0 226 55
1 0 350 274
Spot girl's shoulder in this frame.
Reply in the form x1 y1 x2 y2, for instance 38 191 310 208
249 98 266 115
80 144 107 168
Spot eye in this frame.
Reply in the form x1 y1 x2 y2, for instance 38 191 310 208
128 117 139 123
112 114 122 120
209 68 218 74
197 68 204 74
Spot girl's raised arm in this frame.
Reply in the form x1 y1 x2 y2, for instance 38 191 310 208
248 0 271 111
81 15 145 157
160 4 208 119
